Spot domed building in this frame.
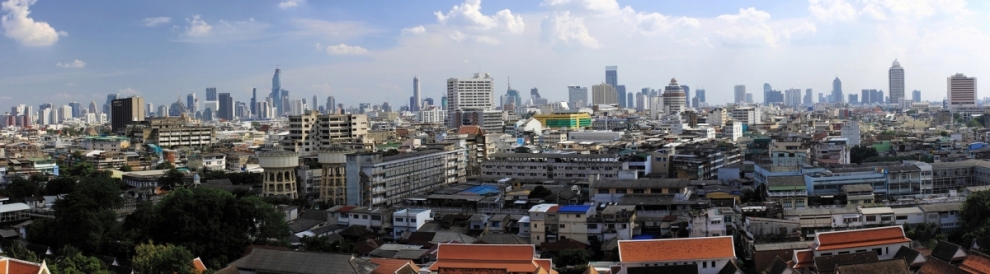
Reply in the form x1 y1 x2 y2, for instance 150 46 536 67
662 78 687 114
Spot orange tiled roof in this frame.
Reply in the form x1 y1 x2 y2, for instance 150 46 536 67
617 236 735 263
429 244 540 272
457 126 484 136
192 257 207 274
4 259 41 274
535 259 553 271
814 226 910 251
429 261 539 272
792 249 814 269
547 206 559 213
960 251 990 274
370 258 419 274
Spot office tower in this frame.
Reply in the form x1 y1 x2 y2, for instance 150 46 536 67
876 90 884 104
691 97 699 109
889 59 905 106
819 93 825 103
111 96 145 132
218 93 233 120
412 76 421 111
441 96 448 108
635 93 646 112
947 73 977 110
312 96 318 113
681 85 690 108
616 85 627 108
104 93 118 116
271 69 282 116
206 87 217 101
281 89 290 116
628 96 634 110
326 96 336 114
662 78 687 114
746 93 753 103
605 66 617 87
785 88 801 107
912 90 921 102
68 101 80 118
423 98 434 107
250 88 257 115
591 83 617 105
88 101 98 114
235 101 248 118
765 90 784 106
804 89 813 106
832 77 843 103
641 87 650 95
861 89 870 105
446 73 495 127
158 105 168 117
187 93 197 114
696 89 706 104
763 83 772 106
146 103 154 117
848 94 858 104
568 86 588 108
734 85 746 103
170 100 187 117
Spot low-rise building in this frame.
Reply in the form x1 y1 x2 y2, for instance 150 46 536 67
615 236 739 274
919 202 963 231
556 205 594 245
481 153 626 180
427 243 553 274
392 208 431 238
347 147 467 207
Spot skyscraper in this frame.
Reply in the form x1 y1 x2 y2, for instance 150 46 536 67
312 95 318 113
103 93 118 116
680 85 690 108
763 83 772 106
804 89 813 105
271 69 282 116
605 66 617 87
696 89 706 104
326 96 336 114
88 101 98 114
206 87 217 101
616 85 627 108
188 93 197 114
250 88 257 115
912 90 921 102
568 86 588 108
662 78 686 114
412 76 421 111
111 96 144 133
889 60 905 107
832 77 843 103
591 83 617 105
218 93 233 120
947 73 977 110
446 73 494 127
734 85 746 103
785 88 801 107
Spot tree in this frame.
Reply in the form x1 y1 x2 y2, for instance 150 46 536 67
301 235 339 253
850 145 879 164
32 176 125 254
45 176 77 195
120 165 133 172
158 168 186 189
960 190 990 253
555 249 591 267
7 178 40 200
65 162 96 177
132 243 195 274
1 241 39 262
48 246 112 274
529 186 553 199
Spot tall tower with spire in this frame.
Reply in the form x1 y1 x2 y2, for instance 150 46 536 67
271 68 282 116
412 76 421 111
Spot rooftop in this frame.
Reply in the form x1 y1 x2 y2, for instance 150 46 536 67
618 236 735 263
813 226 910 251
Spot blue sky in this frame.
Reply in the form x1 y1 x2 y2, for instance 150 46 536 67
1 0 989 110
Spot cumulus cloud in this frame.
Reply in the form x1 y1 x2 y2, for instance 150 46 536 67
542 0 699 36
541 12 600 49
279 0 304 9
1 0 64 46
326 43 368 55
118 87 141 96
185 15 212 37
714 7 815 48
143 16 171 27
56 59 85 68
402 25 426 35
435 0 524 34
809 0 857 22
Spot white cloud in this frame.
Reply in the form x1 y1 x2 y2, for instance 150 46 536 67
714 7 815 48
118 87 141 96
185 15 212 37
540 12 600 49
56 59 86 68
402 25 426 35
542 0 699 36
1 0 64 46
143 17 171 27
809 0 857 22
435 0 525 34
279 0 304 9
326 43 368 55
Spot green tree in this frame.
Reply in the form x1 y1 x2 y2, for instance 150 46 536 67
45 176 77 195
8 178 40 200
960 190 990 252
1 241 39 262
529 186 553 199
32 176 125 254
158 168 186 189
301 235 338 253
132 243 195 274
120 165 134 172
555 249 591 267
48 246 112 274
65 162 96 177
850 145 879 164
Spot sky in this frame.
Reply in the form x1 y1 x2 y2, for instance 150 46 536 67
1 0 990 110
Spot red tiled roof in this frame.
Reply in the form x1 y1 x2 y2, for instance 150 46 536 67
814 226 910 251
547 206 559 213
792 249 814 269
338 205 357 213
431 261 538 272
617 236 735 263
960 251 990 274
370 258 418 274
429 244 539 272
457 126 484 136
192 257 207 274
534 259 553 271
4 259 41 274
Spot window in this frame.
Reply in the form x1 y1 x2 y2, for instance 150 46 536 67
395 218 404 222
598 189 609 194
896 216 907 220
866 215 876 222
621 224 628 229
560 224 566 228
703 261 708 268
362 215 368 219
875 249 882 256
587 224 598 229
410 218 416 222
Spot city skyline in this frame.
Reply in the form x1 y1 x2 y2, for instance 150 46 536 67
1 0 989 109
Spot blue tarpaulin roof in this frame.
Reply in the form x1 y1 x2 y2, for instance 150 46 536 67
459 185 500 195
557 205 592 213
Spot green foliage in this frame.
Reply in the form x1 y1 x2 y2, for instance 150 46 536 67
158 168 186 189
65 162 96 177
1 241 39 262
529 186 553 199
124 187 290 266
554 249 591 267
960 190 990 253
45 176 77 195
7 177 40 200
132 243 195 274
850 145 879 164
557 266 589 274
120 165 133 172
29 176 125 254
300 235 340 253
940 131 949 137
201 170 262 185
49 246 112 274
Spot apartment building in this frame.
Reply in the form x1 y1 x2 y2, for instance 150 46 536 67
392 208 431 238
130 116 216 148
590 178 696 203
80 136 130 153
481 153 626 180
346 147 466 207
931 160 990 194
280 111 369 154
528 203 558 246
556 205 594 245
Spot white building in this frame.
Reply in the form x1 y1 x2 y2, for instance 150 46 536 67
417 107 446 123
568 85 588 108
662 78 687 114
280 111 369 154
947 73 976 111
731 107 761 126
346 147 467 207
890 59 905 107
840 120 861 146
201 153 226 171
392 208 431 238
446 73 494 127
723 122 743 142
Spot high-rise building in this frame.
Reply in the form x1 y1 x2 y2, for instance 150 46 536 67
696 89 706 104
616 85 627 108
763 83 772 106
861 89 871 105
187 93 197 114
605 66 617 87
628 95 635 110
746 93 753 103
218 93 233 120
446 73 494 127
591 83 617 105
146 103 154 117
312 96 318 113
271 69 282 116
326 96 336 114
250 88 257 115
804 89 813 106
88 100 98 115
103 93 118 116
912 90 921 102
111 96 145 133
734 85 746 103
764 90 784 106
889 59 905 107
662 78 687 114
68 101 81 118
568 86 588 108
947 73 977 110
785 88 801 107
412 76 421 111
832 77 843 103
680 85 690 108
206 87 217 101
848 94 859 104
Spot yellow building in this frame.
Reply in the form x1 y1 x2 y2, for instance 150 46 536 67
533 112 592 130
